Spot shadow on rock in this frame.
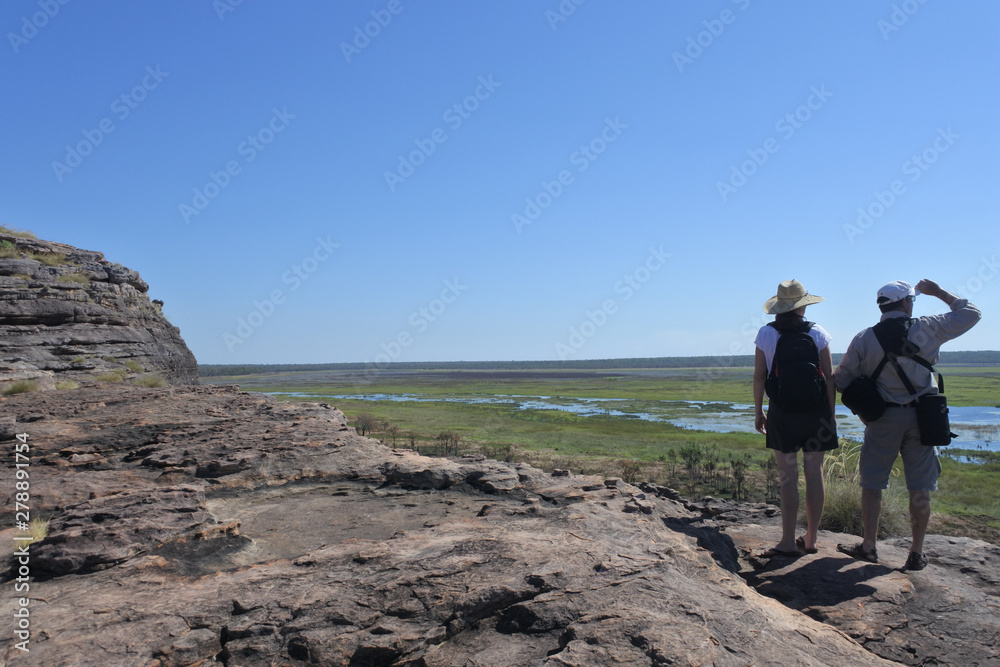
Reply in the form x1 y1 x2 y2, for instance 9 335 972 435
741 556 887 610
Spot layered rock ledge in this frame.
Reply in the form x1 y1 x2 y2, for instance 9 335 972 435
0 231 197 390
1 385 996 666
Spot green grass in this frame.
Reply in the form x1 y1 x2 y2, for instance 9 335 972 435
933 366 1000 407
936 457 1000 521
55 380 80 390
0 240 17 258
820 440 909 538
125 360 144 373
2 380 39 395
134 374 168 388
56 273 91 287
0 225 36 239
328 396 760 459
28 252 68 266
8 517 50 551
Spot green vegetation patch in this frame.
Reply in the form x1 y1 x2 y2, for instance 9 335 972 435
0 225 37 239
134 374 168 388
29 252 68 266
57 273 91 287
95 370 128 383
2 380 39 395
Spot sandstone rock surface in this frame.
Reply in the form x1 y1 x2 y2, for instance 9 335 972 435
0 231 197 390
2 385 997 666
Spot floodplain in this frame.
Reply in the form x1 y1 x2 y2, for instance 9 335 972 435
200 364 1000 544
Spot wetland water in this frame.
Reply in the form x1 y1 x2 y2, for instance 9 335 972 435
268 392 1000 456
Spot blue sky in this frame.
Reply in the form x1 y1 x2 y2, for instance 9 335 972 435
2 1 996 365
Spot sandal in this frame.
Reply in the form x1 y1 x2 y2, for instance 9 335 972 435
903 551 927 571
795 536 818 554
836 542 878 563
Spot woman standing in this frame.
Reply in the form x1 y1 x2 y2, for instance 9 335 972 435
754 279 838 557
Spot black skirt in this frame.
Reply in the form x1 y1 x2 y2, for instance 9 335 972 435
765 404 839 453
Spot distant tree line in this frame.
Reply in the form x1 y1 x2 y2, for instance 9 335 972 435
198 350 1000 377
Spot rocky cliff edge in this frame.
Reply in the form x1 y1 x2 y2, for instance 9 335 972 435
1 384 996 666
0 230 198 390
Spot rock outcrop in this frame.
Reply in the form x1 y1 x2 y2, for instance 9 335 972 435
2 384 996 666
0 230 197 390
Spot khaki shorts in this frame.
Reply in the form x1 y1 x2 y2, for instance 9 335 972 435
859 406 941 491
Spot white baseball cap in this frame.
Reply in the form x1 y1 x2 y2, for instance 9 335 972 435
877 280 916 304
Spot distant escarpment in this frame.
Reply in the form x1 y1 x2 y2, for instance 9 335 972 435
0 229 197 390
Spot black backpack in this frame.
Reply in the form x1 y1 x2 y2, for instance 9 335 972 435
765 322 827 412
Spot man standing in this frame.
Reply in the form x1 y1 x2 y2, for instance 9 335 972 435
834 279 981 570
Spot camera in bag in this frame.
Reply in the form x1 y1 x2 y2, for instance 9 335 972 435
916 394 955 447
841 375 886 422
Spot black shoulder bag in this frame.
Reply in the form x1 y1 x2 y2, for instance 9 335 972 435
840 355 891 422
874 319 956 446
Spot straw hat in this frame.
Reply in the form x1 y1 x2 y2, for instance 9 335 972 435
763 279 824 314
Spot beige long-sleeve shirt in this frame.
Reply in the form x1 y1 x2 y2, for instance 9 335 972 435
835 299 981 405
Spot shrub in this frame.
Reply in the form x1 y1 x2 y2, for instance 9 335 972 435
55 380 80 390
821 477 909 539
2 380 39 395
29 252 67 266
57 273 91 287
70 357 86 364
0 240 17 258
14 517 50 547
0 225 37 239
819 439 907 538
354 412 377 436
125 360 143 373
134 374 168 388
617 459 644 484
95 370 128 383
